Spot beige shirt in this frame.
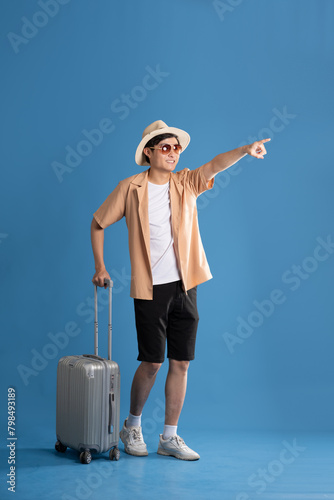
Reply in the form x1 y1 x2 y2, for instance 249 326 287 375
93 165 215 300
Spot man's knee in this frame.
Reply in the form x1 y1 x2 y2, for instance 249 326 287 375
169 359 190 374
141 361 162 378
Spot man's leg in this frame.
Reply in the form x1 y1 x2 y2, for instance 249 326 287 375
121 284 170 456
120 361 162 457
164 359 189 425
157 358 199 460
130 361 162 417
157 284 200 460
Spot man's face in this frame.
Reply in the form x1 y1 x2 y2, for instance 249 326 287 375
144 137 180 174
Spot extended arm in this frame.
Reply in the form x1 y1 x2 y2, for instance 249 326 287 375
202 138 271 181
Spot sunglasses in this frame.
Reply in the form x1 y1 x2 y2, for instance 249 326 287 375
148 143 182 155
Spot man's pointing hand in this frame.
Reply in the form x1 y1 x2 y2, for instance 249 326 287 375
245 138 271 159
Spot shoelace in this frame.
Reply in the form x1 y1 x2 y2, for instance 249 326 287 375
131 428 143 442
172 435 186 448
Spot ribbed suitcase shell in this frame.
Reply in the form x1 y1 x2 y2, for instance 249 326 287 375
56 355 120 454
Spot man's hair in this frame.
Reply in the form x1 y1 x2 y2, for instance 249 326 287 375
143 133 179 164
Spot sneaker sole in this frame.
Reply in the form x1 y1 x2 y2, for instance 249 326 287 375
120 432 148 457
157 448 200 461
123 446 148 457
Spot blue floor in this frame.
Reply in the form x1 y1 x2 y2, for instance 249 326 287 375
1 429 334 500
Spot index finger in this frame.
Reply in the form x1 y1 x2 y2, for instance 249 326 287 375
259 138 271 143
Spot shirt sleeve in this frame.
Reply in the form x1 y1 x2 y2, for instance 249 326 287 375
93 180 127 229
185 165 215 197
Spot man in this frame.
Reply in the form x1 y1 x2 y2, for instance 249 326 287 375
91 120 270 460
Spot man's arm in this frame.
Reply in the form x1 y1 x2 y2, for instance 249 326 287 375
202 139 271 181
91 218 111 288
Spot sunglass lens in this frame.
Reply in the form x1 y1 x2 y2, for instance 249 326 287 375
161 144 171 154
160 144 182 154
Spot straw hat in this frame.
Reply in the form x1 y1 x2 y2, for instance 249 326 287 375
135 120 190 166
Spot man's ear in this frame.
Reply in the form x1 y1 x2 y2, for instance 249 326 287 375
143 147 151 160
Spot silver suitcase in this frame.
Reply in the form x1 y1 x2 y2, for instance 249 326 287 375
55 279 120 464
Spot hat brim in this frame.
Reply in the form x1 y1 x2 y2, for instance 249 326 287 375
135 126 190 166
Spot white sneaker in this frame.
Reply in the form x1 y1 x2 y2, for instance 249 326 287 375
157 434 200 461
119 419 148 456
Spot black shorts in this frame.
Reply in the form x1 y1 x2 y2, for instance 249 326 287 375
134 280 199 363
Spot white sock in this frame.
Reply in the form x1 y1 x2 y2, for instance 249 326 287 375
162 425 177 440
126 412 142 428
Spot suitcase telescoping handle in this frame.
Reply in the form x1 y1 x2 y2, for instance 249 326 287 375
94 278 113 360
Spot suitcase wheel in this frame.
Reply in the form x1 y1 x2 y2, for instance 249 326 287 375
109 446 120 461
80 450 92 464
55 441 67 453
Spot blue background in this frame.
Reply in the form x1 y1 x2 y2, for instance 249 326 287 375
1 1 334 497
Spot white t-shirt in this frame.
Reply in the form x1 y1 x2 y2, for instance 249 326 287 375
148 181 181 285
